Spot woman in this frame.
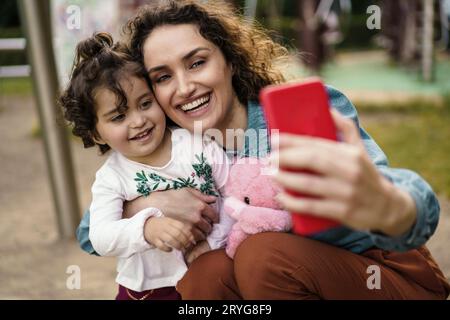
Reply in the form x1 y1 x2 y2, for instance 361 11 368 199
77 0 449 299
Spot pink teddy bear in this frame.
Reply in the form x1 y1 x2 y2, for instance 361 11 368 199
223 157 292 258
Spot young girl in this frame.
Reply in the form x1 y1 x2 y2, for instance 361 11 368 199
59 32 233 300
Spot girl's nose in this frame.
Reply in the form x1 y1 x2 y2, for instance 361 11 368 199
130 111 146 128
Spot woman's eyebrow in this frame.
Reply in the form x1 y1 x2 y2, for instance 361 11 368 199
147 47 211 74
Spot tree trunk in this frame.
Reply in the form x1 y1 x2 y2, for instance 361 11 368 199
298 0 324 71
422 0 435 82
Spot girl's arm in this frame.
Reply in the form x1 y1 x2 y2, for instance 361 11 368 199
89 169 162 258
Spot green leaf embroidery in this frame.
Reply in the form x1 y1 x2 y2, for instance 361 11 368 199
134 152 218 197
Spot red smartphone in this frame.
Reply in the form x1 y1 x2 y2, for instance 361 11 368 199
260 77 340 236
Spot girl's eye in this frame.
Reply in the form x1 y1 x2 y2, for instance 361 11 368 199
111 114 125 122
190 60 205 69
141 100 153 110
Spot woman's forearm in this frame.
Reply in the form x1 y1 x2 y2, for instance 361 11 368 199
123 193 165 219
122 189 220 242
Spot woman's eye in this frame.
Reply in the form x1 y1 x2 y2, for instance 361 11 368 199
155 74 170 83
111 114 125 122
190 60 205 69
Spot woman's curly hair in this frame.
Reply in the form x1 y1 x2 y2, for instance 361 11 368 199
59 32 148 154
124 0 289 105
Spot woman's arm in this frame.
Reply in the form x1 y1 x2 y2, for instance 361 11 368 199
271 87 439 251
123 188 219 241
273 112 417 234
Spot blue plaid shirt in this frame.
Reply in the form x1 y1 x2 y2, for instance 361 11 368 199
76 86 440 255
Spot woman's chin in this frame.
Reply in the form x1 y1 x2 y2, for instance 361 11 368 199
177 112 220 133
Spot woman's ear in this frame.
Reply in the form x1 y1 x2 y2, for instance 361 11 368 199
229 62 235 76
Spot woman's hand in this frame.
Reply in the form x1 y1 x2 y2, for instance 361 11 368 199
123 188 219 242
270 110 417 236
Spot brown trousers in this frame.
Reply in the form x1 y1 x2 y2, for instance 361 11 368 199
177 232 450 300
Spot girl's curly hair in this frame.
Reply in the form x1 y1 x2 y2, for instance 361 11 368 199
59 32 148 154
124 0 289 106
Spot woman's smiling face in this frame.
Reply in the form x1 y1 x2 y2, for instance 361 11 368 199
142 23 237 133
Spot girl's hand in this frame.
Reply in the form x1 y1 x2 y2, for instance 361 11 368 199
123 188 218 242
271 110 417 236
144 216 196 252
184 241 211 266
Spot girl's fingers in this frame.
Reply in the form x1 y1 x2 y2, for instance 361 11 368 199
164 227 192 250
160 233 184 250
273 171 352 200
166 218 196 244
153 238 173 252
275 192 346 222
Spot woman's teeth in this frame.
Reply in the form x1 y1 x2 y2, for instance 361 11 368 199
180 94 210 112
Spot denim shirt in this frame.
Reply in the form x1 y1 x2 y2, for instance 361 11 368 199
76 86 440 255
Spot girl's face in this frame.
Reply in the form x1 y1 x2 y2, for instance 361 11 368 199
94 76 166 163
143 23 237 133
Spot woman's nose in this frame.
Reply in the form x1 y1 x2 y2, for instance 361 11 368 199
176 73 196 98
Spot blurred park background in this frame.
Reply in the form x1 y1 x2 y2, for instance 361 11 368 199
0 0 449 299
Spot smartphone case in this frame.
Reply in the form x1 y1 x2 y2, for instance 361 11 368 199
260 78 341 235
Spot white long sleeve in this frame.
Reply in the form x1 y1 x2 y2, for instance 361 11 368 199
89 168 163 258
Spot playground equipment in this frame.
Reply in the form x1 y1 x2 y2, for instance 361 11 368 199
17 0 80 239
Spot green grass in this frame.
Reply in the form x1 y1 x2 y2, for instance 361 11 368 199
0 77 32 95
362 107 450 198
